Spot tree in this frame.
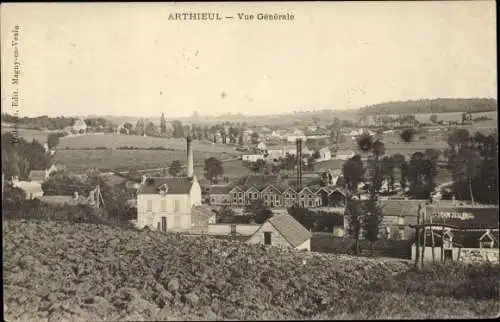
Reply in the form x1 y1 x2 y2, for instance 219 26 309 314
245 199 273 224
342 154 365 195
287 205 314 230
251 132 259 145
204 157 224 184
430 114 438 124
251 159 267 174
123 122 134 132
169 160 182 177
172 121 185 138
345 198 363 255
135 119 145 136
406 152 437 199
145 122 159 137
2 183 26 210
160 113 167 134
216 205 235 223
380 156 395 190
47 133 61 149
362 195 383 255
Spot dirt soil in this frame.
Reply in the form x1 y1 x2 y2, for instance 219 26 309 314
2 219 496 321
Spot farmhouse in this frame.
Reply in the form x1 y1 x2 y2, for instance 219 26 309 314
11 178 44 199
72 117 88 134
316 147 332 162
334 150 355 160
242 154 264 162
136 136 202 232
410 205 499 263
246 213 312 251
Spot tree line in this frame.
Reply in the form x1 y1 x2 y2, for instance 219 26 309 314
359 98 497 116
2 132 53 180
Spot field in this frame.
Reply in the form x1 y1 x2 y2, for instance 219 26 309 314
0 127 52 144
56 134 238 154
3 219 498 321
54 149 238 173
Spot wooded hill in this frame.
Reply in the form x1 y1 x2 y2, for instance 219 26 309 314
358 98 497 116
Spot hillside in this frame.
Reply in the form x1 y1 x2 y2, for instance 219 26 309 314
359 98 497 115
3 220 498 321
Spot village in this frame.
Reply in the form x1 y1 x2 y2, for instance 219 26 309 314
3 108 498 266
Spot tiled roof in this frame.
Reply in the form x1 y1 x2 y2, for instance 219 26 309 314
208 185 233 195
29 170 47 182
243 174 281 190
380 199 426 218
137 177 194 195
424 205 499 229
267 213 312 248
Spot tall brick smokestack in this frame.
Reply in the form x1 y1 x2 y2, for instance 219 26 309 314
296 138 303 191
187 135 194 179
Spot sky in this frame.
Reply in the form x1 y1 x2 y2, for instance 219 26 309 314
1 1 497 118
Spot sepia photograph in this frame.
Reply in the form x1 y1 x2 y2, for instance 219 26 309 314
1 1 498 320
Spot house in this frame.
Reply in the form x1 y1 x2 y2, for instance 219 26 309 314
136 136 202 232
316 147 332 162
410 205 499 263
191 205 217 234
72 117 88 134
242 154 264 162
316 187 347 207
297 186 321 208
208 185 232 206
246 213 312 251
12 179 44 199
28 170 49 183
379 199 427 240
334 150 355 160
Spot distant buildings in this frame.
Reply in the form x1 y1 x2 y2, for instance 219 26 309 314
72 117 88 134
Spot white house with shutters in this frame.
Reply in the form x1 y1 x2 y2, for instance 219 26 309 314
136 136 203 232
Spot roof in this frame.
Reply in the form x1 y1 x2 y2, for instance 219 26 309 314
29 170 47 182
380 199 426 218
267 213 312 248
412 229 499 248
192 205 216 220
424 205 499 229
38 195 89 206
137 177 194 195
208 185 233 195
243 174 281 190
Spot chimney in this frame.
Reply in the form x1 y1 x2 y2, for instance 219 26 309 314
187 135 194 179
296 138 303 190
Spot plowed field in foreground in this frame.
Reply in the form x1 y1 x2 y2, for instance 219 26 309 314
3 220 498 321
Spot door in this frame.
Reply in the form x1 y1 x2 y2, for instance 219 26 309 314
444 249 453 261
264 232 272 245
161 216 167 232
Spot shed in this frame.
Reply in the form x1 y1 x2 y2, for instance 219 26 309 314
29 170 48 183
246 213 312 251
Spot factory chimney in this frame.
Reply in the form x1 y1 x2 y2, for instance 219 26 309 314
187 134 194 179
296 138 303 191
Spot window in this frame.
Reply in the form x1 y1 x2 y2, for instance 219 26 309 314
238 192 243 197
276 200 280 206
161 198 166 212
308 200 313 207
285 194 289 198
399 228 405 240
174 199 180 212
264 232 272 245
233 192 237 198
147 200 153 212
264 195 268 200
309 194 313 199
211 197 216 203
